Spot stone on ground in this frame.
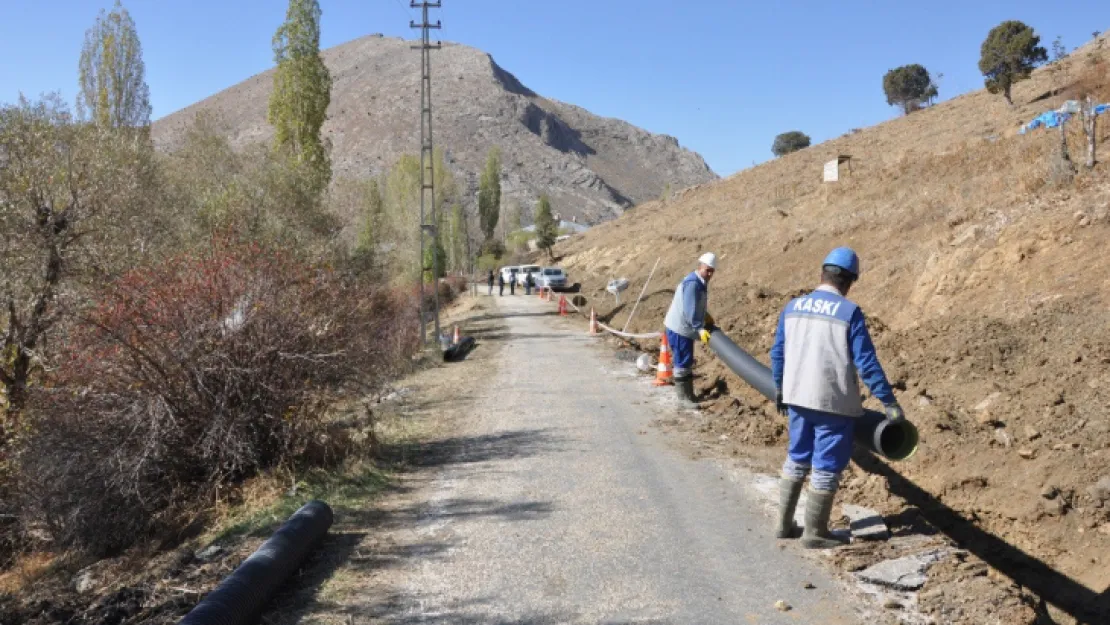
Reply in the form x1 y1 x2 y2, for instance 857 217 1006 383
856 548 950 591
841 504 890 542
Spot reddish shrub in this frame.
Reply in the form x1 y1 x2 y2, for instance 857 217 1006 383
20 241 418 554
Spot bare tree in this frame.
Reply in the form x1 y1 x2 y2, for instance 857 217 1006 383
0 96 149 426
1056 118 1076 179
1081 94 1098 168
1049 36 1069 104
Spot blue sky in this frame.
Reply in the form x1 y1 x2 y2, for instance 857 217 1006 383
1 1 1105 175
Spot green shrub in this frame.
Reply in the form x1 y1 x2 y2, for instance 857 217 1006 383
771 131 811 157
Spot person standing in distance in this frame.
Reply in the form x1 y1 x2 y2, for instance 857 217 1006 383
770 247 904 549
663 253 717 405
487 270 495 295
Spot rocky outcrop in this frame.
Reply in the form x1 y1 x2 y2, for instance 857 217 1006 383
152 35 716 224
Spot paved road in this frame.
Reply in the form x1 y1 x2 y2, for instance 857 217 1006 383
385 293 863 624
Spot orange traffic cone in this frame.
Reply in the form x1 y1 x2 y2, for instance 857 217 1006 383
559 295 567 316
589 308 600 335
453 325 460 344
652 332 673 386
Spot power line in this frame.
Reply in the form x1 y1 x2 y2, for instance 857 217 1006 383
410 1 442 346
389 0 414 20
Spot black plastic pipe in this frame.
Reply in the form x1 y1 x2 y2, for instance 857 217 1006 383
179 500 334 625
706 329 918 461
706 330 778 400
444 336 476 362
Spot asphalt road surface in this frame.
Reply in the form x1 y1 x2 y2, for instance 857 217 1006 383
383 293 864 624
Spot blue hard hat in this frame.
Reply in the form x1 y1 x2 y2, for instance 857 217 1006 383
822 247 860 277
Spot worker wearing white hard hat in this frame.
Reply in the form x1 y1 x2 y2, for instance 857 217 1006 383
663 252 718 404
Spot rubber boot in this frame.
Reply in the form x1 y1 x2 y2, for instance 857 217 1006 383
801 489 849 549
674 375 697 405
775 478 804 539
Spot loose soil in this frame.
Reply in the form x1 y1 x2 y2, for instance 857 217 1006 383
555 35 1110 625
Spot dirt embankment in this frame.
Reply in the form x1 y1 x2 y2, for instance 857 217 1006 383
556 34 1110 624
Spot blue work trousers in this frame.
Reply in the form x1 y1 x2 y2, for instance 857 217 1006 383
665 329 694 377
787 407 855 474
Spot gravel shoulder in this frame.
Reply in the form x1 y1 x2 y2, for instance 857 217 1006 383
286 293 866 624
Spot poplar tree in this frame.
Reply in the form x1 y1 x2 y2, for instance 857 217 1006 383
448 204 468 272
78 1 151 128
268 0 332 195
478 148 501 241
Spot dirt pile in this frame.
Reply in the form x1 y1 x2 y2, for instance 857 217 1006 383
558 33 1110 623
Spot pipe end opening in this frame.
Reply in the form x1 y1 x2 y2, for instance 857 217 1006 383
875 420 920 461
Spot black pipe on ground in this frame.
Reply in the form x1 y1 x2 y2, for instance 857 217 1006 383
706 329 918 461
179 500 334 625
444 336 476 362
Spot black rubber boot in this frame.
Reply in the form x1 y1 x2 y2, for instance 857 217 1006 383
674 375 696 405
776 478 804 539
801 489 849 549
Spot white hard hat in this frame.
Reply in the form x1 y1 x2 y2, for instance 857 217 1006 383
698 252 717 269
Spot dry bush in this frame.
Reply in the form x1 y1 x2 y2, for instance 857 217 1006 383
17 240 418 555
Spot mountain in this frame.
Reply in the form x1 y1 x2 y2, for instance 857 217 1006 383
151 35 717 225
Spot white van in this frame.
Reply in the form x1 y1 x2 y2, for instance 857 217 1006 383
499 266 520 284
516 265 542 286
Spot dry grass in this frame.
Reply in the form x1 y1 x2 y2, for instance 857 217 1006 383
552 33 1110 623
0 552 56 595
560 35 1110 332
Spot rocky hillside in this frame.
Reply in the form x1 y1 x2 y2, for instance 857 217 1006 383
558 33 1110 624
151 35 716 225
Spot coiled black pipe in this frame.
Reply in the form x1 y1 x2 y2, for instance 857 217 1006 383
706 329 918 461
179 500 334 625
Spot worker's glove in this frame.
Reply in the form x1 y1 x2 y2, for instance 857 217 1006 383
884 403 905 423
704 312 716 329
699 328 712 344
775 390 788 416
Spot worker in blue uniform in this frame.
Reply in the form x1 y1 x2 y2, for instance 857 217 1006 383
770 247 905 549
663 252 717 404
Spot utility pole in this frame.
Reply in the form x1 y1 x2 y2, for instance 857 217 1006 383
411 1 441 345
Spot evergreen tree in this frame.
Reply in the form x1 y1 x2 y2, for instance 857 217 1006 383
771 131 810 157
78 1 151 128
534 194 558 260
268 0 332 195
478 148 501 241
979 21 1047 105
882 64 938 114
